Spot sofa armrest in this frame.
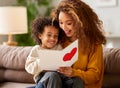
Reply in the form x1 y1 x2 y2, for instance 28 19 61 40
0 45 32 70
103 48 120 74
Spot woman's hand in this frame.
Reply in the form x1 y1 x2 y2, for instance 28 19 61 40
57 67 73 77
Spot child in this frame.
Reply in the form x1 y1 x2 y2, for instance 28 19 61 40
25 17 73 88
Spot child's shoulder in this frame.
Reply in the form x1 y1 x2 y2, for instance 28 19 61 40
31 45 40 50
54 44 63 50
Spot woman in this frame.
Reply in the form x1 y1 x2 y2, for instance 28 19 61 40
51 0 106 88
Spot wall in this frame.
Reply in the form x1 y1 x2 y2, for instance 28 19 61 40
0 0 59 45
0 0 120 48
0 0 16 6
84 0 120 48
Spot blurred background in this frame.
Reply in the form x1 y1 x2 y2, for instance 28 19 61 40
0 0 120 48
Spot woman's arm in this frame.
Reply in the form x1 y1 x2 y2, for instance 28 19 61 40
58 45 104 85
73 45 104 85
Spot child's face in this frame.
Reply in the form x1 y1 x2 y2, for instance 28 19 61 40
39 26 59 49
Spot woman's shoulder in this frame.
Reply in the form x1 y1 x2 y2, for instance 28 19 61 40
61 40 71 48
95 44 103 50
91 44 103 53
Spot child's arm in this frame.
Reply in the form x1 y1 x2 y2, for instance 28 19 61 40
25 45 43 75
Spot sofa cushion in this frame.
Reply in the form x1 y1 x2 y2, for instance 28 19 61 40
102 48 120 88
0 68 34 83
103 74 120 88
0 68 4 82
0 82 35 88
0 45 34 83
103 48 120 74
4 69 34 83
0 45 32 70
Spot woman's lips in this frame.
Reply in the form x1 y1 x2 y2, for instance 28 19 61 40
65 30 71 35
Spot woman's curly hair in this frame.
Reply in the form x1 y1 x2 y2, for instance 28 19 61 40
51 0 106 53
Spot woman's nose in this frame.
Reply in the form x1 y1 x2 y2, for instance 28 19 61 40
62 24 67 30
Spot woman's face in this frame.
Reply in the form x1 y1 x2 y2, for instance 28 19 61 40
59 12 77 40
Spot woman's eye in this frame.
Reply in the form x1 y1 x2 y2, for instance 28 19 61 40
59 22 63 25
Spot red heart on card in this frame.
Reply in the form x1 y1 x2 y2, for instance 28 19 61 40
63 47 77 61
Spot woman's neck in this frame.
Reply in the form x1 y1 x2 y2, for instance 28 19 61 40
68 33 77 42
67 37 76 42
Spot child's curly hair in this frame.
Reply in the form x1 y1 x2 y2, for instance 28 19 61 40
31 17 63 45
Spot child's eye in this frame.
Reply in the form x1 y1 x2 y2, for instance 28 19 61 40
67 23 72 25
54 35 58 39
47 34 51 37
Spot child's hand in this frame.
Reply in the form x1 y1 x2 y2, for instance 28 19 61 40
57 67 73 77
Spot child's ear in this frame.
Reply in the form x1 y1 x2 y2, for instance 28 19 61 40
38 33 42 39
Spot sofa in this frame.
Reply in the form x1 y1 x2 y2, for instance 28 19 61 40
102 48 120 88
0 45 35 88
0 45 120 88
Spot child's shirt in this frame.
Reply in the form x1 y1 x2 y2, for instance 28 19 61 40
25 44 62 82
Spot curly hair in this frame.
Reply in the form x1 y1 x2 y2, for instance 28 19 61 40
51 0 106 53
31 17 63 45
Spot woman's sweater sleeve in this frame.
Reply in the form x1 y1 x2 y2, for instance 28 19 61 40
72 45 104 85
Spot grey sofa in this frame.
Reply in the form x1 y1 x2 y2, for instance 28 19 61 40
0 45 120 88
0 45 35 88
103 48 120 88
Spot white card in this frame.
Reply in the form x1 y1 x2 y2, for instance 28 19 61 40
38 39 78 70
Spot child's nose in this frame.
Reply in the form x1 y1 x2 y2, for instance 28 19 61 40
50 36 56 40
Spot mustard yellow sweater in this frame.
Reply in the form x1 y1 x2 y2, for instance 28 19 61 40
63 41 104 88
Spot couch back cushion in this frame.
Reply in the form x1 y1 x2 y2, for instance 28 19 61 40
103 48 120 74
0 45 32 70
0 45 34 83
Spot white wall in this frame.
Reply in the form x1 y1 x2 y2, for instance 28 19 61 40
0 0 58 45
83 0 120 48
0 0 120 48
0 0 16 6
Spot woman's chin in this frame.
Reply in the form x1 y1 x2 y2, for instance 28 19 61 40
66 34 72 37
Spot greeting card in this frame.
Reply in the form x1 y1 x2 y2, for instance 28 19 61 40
38 39 78 70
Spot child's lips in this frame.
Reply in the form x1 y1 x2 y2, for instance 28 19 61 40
49 41 56 44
